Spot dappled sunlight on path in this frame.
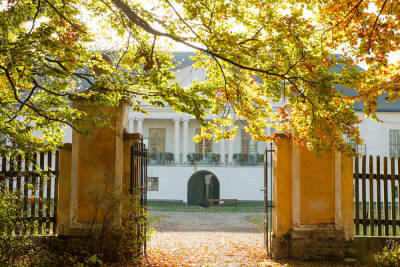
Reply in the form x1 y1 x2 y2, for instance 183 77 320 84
146 231 278 266
145 211 282 266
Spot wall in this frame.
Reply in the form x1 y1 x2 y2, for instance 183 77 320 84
147 166 265 201
357 111 400 157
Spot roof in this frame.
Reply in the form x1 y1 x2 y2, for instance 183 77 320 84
172 52 400 112
172 51 197 70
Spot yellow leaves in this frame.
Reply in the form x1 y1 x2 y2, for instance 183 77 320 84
344 98 355 105
146 232 274 266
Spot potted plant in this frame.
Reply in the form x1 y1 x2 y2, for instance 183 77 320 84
148 152 158 164
193 153 203 161
233 153 250 165
187 153 194 164
210 153 220 165
166 152 174 164
257 153 264 164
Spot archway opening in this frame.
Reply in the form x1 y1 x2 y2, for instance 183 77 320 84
187 170 220 206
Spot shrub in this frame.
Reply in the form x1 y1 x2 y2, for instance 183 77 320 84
0 181 33 265
68 191 148 264
1 187 148 266
375 240 400 266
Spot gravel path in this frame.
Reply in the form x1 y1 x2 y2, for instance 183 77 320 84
146 211 277 266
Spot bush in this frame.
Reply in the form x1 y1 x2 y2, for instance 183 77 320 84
375 240 400 266
1 187 148 266
62 191 147 264
0 182 33 265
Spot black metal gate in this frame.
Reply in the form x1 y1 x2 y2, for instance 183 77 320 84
263 143 274 256
130 140 148 257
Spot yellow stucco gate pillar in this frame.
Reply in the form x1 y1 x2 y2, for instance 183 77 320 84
56 99 131 235
272 135 354 260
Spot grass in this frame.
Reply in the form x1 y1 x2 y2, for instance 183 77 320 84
246 214 264 231
355 224 400 236
148 214 165 226
148 200 264 212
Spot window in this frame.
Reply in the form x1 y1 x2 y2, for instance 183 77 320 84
147 177 159 191
346 137 366 156
390 129 400 158
195 129 212 154
349 143 366 156
241 130 257 154
149 128 166 153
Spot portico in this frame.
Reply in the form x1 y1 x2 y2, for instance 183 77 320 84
127 109 256 166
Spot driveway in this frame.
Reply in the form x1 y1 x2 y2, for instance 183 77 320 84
146 211 276 266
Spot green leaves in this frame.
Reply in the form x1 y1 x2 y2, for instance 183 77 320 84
3 0 394 155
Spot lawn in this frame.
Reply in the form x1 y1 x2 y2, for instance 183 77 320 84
246 214 264 231
148 214 165 226
148 200 264 212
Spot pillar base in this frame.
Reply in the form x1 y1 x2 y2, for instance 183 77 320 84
272 226 356 261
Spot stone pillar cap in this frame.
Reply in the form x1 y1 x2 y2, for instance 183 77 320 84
123 133 143 140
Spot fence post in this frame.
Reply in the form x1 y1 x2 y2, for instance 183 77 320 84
57 143 72 236
272 135 354 260
271 135 292 259
67 99 130 234
340 153 354 240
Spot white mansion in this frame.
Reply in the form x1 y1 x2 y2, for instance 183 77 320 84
62 52 400 204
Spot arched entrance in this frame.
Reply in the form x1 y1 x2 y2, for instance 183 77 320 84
187 170 220 205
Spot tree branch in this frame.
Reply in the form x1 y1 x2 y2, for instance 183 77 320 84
32 78 71 97
110 0 301 81
368 0 388 51
328 0 364 31
28 0 41 35
0 65 84 134
43 0 86 34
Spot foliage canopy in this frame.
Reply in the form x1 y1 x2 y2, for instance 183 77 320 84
1 0 399 154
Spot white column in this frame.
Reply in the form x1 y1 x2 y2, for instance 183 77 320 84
220 139 226 165
137 118 143 134
182 119 189 164
228 139 234 165
205 174 212 200
128 119 135 133
265 126 271 151
173 119 181 164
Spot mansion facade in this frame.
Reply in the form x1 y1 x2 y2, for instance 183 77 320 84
60 52 400 204
126 107 272 203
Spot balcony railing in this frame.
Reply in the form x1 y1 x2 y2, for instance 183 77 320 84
187 153 221 166
232 153 264 166
148 152 264 166
147 152 175 165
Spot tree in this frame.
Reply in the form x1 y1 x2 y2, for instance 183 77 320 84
1 0 398 155
0 0 210 155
